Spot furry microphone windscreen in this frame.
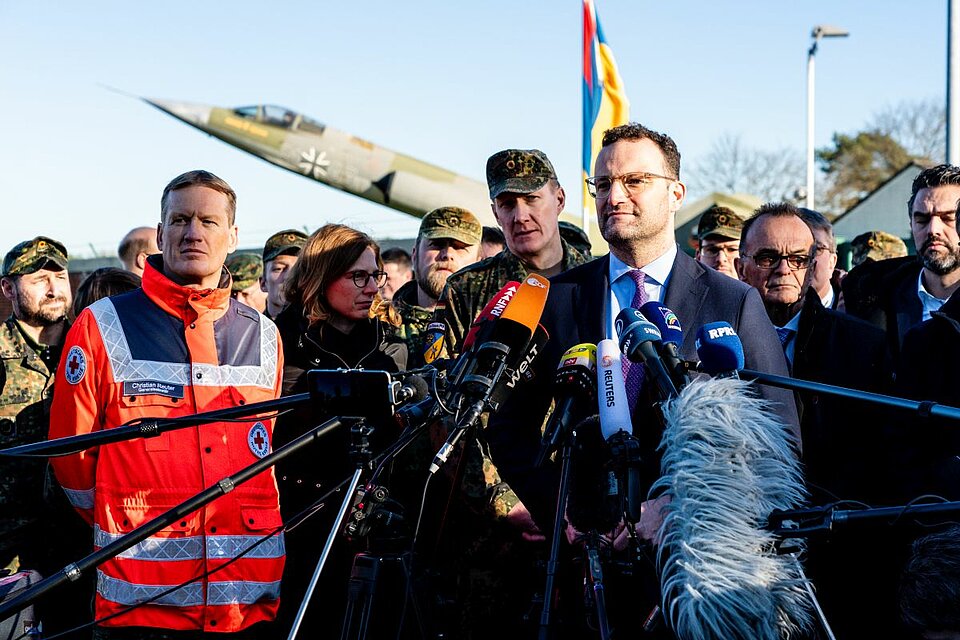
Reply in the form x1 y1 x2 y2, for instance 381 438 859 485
653 377 812 640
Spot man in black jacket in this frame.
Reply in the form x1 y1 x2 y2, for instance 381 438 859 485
737 202 892 496
843 164 960 360
737 202 895 638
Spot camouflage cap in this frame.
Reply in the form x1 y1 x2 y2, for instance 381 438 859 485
226 253 263 292
486 149 557 200
697 206 744 241
3 236 69 277
262 229 308 263
851 230 908 266
419 207 482 246
558 221 592 255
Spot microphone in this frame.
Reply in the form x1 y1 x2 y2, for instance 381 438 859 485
651 373 810 637
596 339 644 523
566 415 621 534
442 280 524 396
596 339 631 440
490 322 549 406
392 374 430 406
429 275 550 474
462 280 520 351
639 302 690 389
615 308 680 401
535 343 597 467
695 322 745 378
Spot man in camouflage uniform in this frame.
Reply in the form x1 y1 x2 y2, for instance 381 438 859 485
438 150 591 517
0 237 72 574
434 149 591 637
0 237 90 633
441 149 591 356
694 205 742 279
392 206 481 368
260 229 308 319
226 252 267 312
851 230 909 267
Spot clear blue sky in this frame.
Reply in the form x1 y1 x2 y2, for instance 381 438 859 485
0 1 947 258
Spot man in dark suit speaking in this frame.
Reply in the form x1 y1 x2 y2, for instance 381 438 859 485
486 123 798 636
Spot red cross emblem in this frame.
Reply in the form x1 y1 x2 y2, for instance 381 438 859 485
248 422 270 458
64 346 86 385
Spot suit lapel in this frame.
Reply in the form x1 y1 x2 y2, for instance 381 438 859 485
572 255 609 343
663 252 707 358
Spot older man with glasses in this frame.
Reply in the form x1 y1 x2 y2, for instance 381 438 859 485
735 200 895 637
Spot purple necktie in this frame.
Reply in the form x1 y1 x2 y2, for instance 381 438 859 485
623 269 648 411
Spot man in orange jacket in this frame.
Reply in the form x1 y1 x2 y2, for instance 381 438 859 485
51 170 285 637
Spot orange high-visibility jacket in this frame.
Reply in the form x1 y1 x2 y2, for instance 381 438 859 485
50 258 285 632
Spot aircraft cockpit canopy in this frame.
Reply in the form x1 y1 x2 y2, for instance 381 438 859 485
233 105 326 134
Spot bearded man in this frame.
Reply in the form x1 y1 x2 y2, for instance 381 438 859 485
0 236 85 632
843 164 960 360
392 206 481 367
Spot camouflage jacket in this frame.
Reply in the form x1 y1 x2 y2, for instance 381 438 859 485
391 279 435 369
436 240 592 517
0 316 62 562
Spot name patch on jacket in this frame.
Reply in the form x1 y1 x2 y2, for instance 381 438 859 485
122 380 185 399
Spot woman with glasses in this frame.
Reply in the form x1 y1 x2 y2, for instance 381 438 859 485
272 223 407 636
276 223 406 381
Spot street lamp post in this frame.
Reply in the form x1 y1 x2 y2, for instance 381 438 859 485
806 24 849 209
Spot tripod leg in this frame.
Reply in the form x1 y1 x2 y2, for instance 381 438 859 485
340 554 380 640
288 467 365 640
791 554 837 640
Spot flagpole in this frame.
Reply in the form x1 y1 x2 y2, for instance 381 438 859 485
582 0 590 233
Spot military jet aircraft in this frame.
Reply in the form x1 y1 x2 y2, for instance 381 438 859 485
144 98 504 225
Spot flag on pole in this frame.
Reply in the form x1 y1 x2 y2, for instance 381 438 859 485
583 0 629 230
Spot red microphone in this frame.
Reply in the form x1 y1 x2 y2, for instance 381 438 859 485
462 280 520 352
430 275 551 474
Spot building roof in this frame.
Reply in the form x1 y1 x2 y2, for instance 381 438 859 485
674 192 762 252
830 161 925 242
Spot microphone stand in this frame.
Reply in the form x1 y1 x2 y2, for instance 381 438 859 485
768 500 960 538
0 413 350 622
538 416 578 640
0 393 312 457
738 369 960 421
339 404 449 640
581 532 612 640
288 419 371 640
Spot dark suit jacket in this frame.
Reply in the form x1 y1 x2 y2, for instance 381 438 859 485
487 251 799 530
792 291 892 502
894 290 960 502
841 255 923 360
791 293 903 640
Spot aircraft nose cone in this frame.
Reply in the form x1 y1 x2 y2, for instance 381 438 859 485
144 98 212 127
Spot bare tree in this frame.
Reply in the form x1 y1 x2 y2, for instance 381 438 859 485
869 97 945 163
690 133 806 203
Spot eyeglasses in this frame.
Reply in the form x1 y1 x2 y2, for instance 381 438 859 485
815 243 836 255
700 245 739 258
743 252 812 270
347 270 388 288
585 171 675 198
